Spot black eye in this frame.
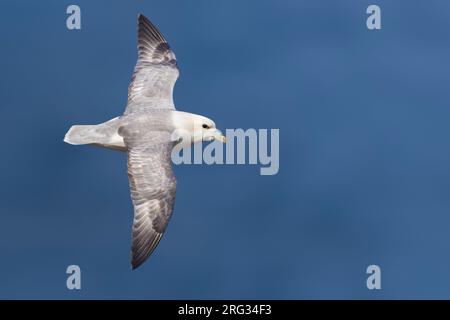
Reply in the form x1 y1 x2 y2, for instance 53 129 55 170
202 124 209 129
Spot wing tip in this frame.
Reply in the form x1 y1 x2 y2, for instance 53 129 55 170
131 255 148 270
137 13 148 24
130 232 165 270
137 13 166 43
131 261 141 271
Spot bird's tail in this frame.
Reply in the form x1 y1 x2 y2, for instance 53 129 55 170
64 124 99 145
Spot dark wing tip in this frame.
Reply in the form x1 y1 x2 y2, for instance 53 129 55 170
137 13 151 25
137 13 166 44
131 255 145 270
131 249 146 270
131 260 141 270
130 232 164 270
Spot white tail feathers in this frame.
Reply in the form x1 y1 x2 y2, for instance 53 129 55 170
64 125 98 145
64 117 126 151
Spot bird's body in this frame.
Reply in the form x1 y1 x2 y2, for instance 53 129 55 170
64 14 225 269
65 110 215 151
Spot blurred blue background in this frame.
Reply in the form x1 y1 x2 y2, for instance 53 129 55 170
1 0 450 299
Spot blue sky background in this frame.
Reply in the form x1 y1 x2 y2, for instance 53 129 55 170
1 0 450 299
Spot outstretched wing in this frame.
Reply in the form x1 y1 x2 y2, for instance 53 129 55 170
120 128 177 269
125 14 179 115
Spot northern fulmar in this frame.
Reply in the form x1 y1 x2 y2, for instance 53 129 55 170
64 14 226 269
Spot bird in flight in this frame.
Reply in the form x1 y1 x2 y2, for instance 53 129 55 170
64 14 226 269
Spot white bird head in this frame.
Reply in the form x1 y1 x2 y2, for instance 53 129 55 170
193 115 226 144
171 112 226 145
